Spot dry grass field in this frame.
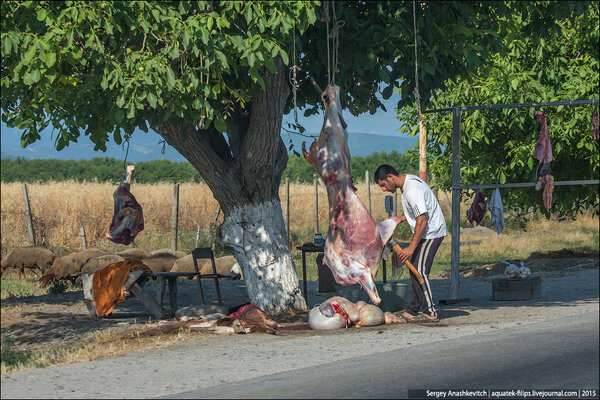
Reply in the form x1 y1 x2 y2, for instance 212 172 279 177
0 180 395 255
2 180 597 280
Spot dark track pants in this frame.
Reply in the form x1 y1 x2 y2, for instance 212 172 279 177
405 236 444 317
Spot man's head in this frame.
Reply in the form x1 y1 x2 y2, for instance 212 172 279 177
374 164 401 193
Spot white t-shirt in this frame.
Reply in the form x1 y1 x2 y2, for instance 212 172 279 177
401 174 447 239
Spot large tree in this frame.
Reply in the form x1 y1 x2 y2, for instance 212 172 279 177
2 1 515 313
399 1 599 218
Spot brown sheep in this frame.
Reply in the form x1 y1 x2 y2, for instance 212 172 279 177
140 253 180 273
1 246 55 279
149 248 186 258
39 248 108 287
81 254 126 274
116 248 151 260
171 254 238 276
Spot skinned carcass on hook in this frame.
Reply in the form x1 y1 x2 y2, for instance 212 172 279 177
302 84 399 305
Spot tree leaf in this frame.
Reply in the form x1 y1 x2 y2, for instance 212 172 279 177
166 67 176 87
214 117 227 133
147 92 157 108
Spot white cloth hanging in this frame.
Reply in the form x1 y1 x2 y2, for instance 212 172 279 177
488 188 504 235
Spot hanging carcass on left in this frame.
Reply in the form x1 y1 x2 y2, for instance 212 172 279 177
106 165 144 245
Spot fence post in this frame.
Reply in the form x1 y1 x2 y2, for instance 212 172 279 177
79 220 88 250
313 175 319 235
365 170 371 214
22 182 36 246
285 177 290 244
171 183 179 251
195 225 201 248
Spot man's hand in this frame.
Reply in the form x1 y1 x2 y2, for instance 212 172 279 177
397 245 414 263
390 215 406 225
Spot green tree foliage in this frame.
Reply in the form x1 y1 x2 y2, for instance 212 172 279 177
399 1 599 216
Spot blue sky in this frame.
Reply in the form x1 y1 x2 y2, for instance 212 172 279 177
1 90 413 161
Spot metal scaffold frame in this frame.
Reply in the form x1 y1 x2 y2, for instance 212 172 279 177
422 99 599 301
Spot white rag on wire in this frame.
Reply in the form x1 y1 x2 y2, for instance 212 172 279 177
488 188 504 235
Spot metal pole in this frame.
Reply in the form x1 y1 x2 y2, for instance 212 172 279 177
450 107 462 300
22 182 36 246
171 183 179 251
285 178 290 244
393 191 398 217
314 175 319 235
365 170 371 214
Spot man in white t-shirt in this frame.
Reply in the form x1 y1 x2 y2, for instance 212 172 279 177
374 164 447 322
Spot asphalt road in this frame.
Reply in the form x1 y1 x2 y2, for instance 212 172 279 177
166 311 599 399
2 310 597 399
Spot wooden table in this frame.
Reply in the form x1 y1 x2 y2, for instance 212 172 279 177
296 243 325 303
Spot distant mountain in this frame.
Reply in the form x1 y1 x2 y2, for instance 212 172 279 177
1 124 416 161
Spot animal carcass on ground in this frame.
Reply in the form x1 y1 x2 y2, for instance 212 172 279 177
80 254 126 274
302 84 398 304
170 254 238 276
1 246 55 279
39 248 109 287
308 296 405 330
116 248 151 260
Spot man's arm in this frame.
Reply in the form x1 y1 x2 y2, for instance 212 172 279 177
397 213 427 263
390 215 406 224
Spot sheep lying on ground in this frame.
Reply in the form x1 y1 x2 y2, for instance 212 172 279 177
81 254 126 274
149 248 186 258
1 246 55 279
170 254 238 276
39 248 108 287
116 248 151 260
140 252 180 273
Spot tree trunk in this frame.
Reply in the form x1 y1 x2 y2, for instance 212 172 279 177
218 199 306 314
155 58 308 315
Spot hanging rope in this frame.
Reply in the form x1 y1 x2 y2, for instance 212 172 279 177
289 17 301 124
322 1 331 84
412 1 428 181
330 6 344 85
322 1 344 86
412 1 422 118
198 52 210 129
122 133 131 169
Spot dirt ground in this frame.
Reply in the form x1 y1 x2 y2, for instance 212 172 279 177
1 251 598 355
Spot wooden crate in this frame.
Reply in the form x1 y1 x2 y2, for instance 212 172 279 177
492 276 541 301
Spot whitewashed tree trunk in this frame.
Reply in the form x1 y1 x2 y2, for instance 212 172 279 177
218 200 307 315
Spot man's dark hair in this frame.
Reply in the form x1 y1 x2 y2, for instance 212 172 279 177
374 164 399 183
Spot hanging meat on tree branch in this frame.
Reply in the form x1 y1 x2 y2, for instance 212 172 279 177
106 165 144 245
302 84 398 305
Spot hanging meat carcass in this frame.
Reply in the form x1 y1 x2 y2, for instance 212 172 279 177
106 165 144 245
302 85 398 305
